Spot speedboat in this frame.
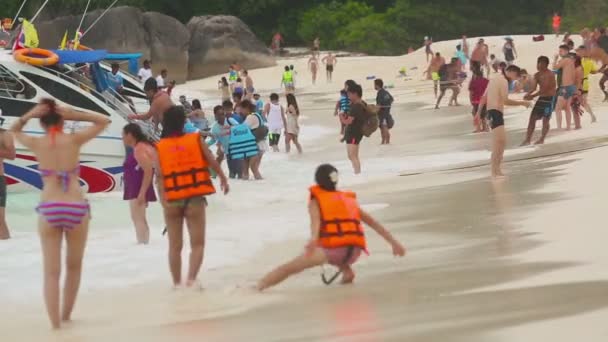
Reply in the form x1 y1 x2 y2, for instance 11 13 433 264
0 48 156 193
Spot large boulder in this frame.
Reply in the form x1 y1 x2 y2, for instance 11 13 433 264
35 6 190 83
142 12 190 83
187 15 274 80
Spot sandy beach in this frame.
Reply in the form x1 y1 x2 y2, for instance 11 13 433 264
3 34 608 341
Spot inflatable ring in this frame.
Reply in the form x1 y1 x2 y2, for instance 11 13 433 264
14 48 59 67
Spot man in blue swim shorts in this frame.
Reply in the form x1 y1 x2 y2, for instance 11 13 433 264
553 44 576 130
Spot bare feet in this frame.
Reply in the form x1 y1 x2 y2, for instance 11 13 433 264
340 268 355 284
534 139 545 145
520 140 531 147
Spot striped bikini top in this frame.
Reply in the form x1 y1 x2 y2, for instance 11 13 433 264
39 167 80 193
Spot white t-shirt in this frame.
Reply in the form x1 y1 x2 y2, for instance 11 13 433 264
138 68 153 83
155 75 165 87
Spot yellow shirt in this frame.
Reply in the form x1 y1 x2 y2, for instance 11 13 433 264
582 58 598 92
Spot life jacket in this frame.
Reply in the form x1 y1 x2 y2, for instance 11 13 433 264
283 70 293 83
228 120 259 159
309 185 367 250
156 133 215 201
229 70 238 81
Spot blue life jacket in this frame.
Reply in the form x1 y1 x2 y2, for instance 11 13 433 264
228 120 259 160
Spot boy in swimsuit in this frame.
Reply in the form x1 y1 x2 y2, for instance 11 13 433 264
322 53 337 82
553 44 576 130
257 164 405 291
522 56 557 145
477 65 531 178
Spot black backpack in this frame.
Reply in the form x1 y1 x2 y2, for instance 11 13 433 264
361 101 379 138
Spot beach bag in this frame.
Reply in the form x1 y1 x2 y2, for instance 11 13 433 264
251 113 269 142
361 101 379 137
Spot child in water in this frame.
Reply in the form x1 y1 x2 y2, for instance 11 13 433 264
257 164 406 291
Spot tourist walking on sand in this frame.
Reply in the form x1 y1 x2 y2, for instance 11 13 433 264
313 37 320 54
0 121 15 240
308 53 319 85
503 38 517 66
553 13 561 37
256 164 405 291
128 78 173 131
521 56 557 146
424 36 433 62
426 52 446 98
476 66 531 178
272 32 283 55
344 83 365 174
576 45 599 123
553 44 577 130
285 93 303 154
469 62 490 132
375 79 395 144
122 123 157 245
11 99 110 329
264 93 287 152
322 53 337 82
219 77 230 102
156 106 229 289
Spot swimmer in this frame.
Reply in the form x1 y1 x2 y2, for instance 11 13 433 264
553 44 576 130
521 56 557 145
11 99 110 329
308 53 319 85
322 52 337 82
256 164 406 291
477 65 531 178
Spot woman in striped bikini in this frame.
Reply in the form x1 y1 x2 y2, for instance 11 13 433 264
11 99 110 329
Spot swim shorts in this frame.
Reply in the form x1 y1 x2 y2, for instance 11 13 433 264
431 72 440 81
558 85 576 100
323 246 363 267
167 196 207 208
378 113 394 128
488 109 504 129
327 65 334 73
532 96 554 120
344 131 363 145
0 176 6 208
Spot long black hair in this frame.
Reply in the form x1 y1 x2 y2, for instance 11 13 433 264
192 99 202 110
161 106 186 138
286 93 299 115
123 123 154 146
39 98 62 129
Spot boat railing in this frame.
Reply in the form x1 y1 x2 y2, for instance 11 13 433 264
0 64 26 97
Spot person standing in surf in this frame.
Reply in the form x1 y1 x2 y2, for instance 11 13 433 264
375 79 395 144
264 93 287 152
0 121 15 240
11 99 110 329
424 36 433 62
322 53 337 82
476 66 531 178
503 37 517 66
553 44 576 130
285 93 303 154
128 78 173 131
256 164 405 291
122 123 157 244
308 53 319 85
344 83 366 174
521 56 557 145
156 106 229 289
576 45 599 123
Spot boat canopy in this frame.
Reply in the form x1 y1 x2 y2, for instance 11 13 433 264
51 49 108 64
104 53 142 75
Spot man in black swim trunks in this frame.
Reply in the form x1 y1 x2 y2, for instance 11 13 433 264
477 65 531 178
521 56 557 146
345 83 365 174
322 53 337 83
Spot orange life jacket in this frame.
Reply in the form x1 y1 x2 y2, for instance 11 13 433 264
157 133 215 201
309 185 366 250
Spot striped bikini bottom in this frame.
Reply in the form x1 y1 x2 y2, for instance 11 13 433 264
36 202 90 231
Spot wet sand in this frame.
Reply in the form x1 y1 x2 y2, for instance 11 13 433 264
5 34 608 340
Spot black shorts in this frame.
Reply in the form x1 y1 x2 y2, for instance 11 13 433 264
472 104 487 119
378 113 394 129
488 109 504 129
0 176 6 208
327 65 334 72
268 133 281 146
440 82 456 91
344 130 363 145
531 96 554 120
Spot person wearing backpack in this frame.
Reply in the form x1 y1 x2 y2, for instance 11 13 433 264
242 99 267 180
344 83 366 174
285 93 303 154
374 79 395 144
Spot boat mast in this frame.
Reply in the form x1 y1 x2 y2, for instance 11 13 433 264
76 0 92 37
10 0 28 29
81 0 120 39
30 0 51 23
